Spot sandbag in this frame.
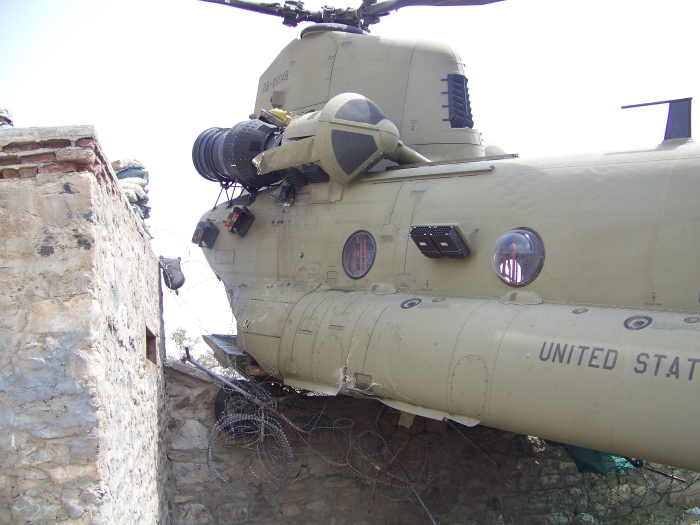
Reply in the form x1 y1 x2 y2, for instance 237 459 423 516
115 167 149 182
159 257 185 291
111 158 144 172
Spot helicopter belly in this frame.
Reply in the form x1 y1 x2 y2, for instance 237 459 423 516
236 289 700 471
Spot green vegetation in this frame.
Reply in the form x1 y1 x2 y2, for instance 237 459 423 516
169 327 222 371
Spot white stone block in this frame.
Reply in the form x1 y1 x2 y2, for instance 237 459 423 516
170 419 210 451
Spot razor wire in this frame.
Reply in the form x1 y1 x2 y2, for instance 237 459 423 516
190 353 699 524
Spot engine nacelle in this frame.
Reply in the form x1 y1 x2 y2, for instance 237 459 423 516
192 93 428 191
192 120 284 191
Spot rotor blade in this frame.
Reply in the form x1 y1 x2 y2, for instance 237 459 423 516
199 0 323 25
200 0 283 16
364 0 502 16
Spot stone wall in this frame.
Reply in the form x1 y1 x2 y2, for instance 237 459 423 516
0 126 168 524
165 362 436 525
164 363 230 525
164 362 700 525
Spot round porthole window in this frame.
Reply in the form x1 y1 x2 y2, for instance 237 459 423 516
492 228 545 287
342 230 376 279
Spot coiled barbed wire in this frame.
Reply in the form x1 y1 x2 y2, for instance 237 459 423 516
204 356 437 508
200 355 699 524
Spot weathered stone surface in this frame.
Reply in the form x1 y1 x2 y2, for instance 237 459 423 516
19 166 37 178
2 127 94 145
669 482 700 507
25 295 93 333
216 503 248 523
323 476 354 488
304 453 332 477
281 503 301 517
306 499 330 512
0 153 19 165
278 490 309 504
172 462 212 485
0 125 166 524
41 139 72 149
55 147 96 165
3 141 41 153
37 161 77 174
20 151 56 164
170 420 209 451
83 163 103 176
177 503 213 524
76 138 96 149
250 502 274 519
11 494 60 522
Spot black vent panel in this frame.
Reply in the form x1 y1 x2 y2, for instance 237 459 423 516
410 225 471 259
409 226 442 258
445 74 474 129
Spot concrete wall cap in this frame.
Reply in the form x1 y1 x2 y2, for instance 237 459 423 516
0 125 97 147
165 361 219 385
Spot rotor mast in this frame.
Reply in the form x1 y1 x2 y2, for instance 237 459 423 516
200 0 502 31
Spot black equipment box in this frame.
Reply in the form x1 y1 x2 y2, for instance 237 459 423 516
192 219 219 248
409 225 471 259
224 206 255 237
409 226 443 258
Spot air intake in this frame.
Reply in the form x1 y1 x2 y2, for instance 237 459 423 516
444 74 474 129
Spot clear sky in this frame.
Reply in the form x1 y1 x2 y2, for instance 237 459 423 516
2 0 698 349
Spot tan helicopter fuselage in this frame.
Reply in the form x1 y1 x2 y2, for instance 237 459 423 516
199 30 700 472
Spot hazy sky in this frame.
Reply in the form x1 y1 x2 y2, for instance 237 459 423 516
2 0 698 349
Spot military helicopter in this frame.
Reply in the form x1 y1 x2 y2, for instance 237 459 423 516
177 0 700 474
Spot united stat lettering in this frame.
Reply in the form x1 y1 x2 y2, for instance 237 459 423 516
539 342 618 370
538 341 699 380
633 353 700 380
